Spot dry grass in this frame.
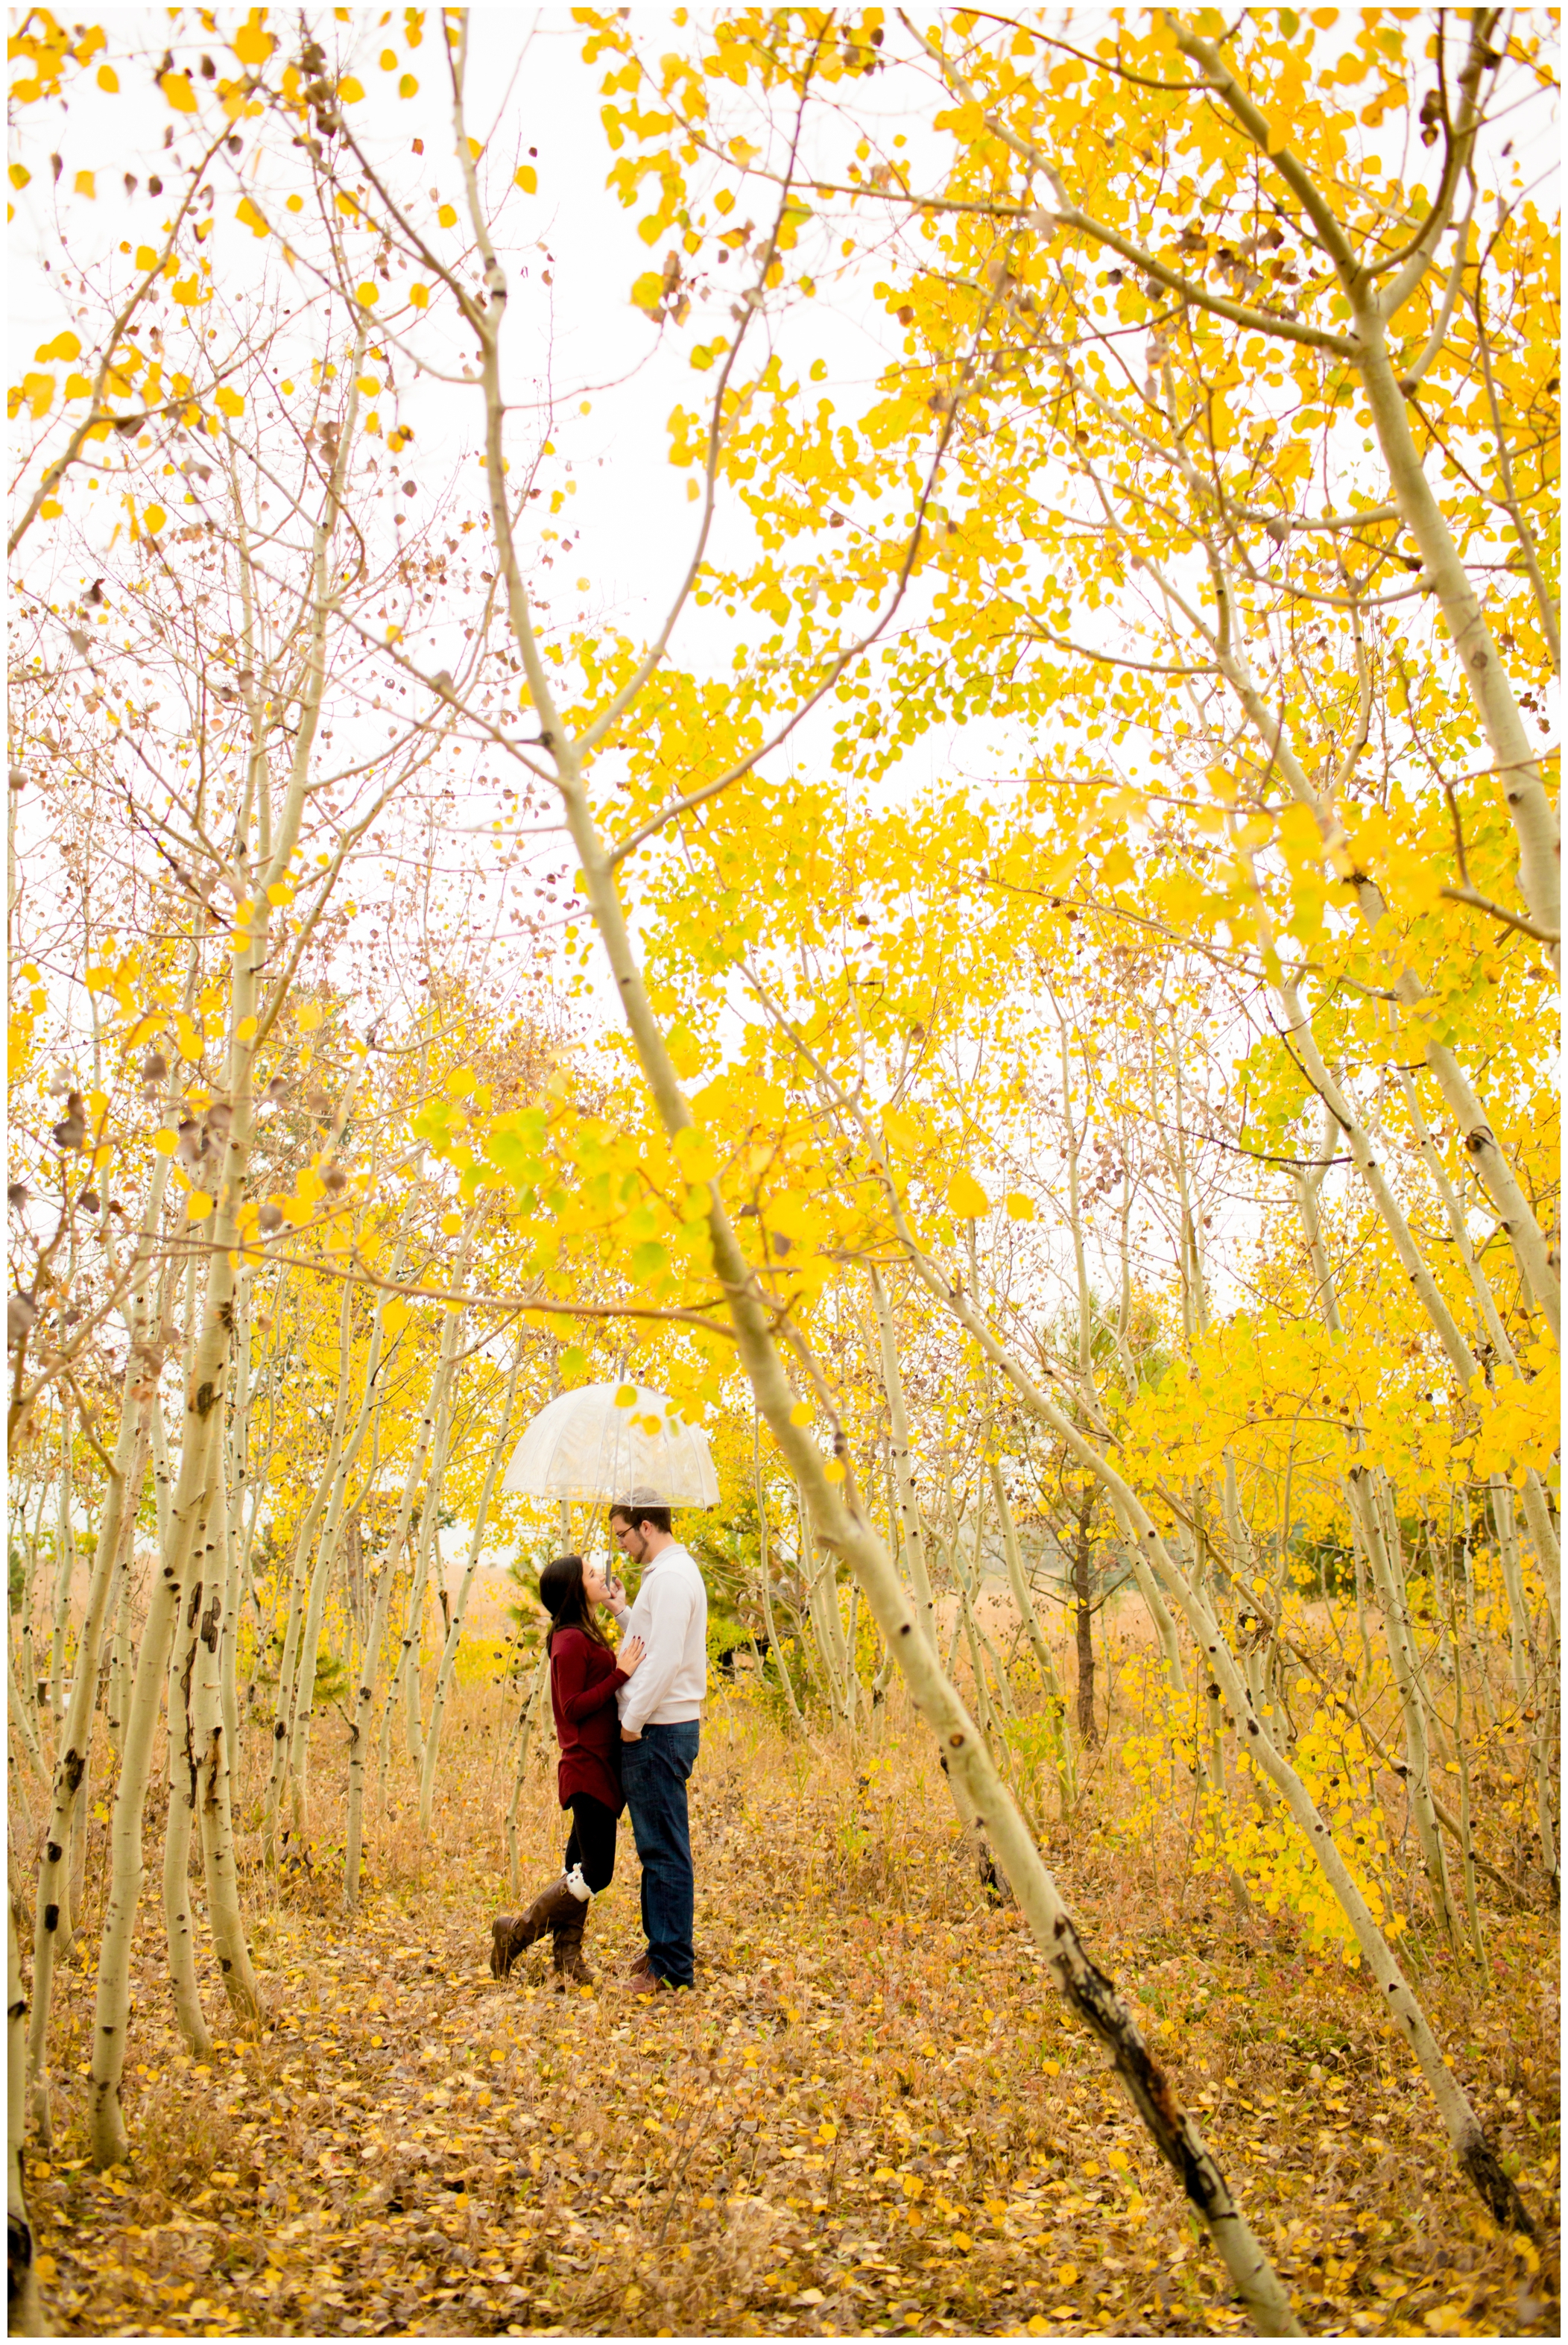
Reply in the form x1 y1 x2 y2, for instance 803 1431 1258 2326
16 1650 1561 2340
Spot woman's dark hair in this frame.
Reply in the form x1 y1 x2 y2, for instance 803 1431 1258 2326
537 1553 610 1654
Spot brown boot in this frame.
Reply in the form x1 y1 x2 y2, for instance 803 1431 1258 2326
552 1901 594 1990
490 1876 580 1979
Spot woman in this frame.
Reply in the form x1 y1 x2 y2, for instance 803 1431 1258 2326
490 1553 644 1988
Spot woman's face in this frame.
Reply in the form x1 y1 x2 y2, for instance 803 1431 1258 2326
580 1555 610 1606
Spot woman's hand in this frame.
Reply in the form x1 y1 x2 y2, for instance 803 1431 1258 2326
617 1632 646 1676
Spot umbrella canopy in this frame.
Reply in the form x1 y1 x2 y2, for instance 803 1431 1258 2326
501 1382 719 1507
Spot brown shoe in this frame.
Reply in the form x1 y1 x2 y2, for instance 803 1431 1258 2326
624 1953 658 1995
491 1877 579 1979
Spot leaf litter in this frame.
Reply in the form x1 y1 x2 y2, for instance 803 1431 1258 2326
24 1693 1559 2338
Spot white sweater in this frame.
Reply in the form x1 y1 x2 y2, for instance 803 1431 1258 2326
614 1541 708 1735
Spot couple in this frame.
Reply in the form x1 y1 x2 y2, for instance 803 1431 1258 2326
490 1502 706 1994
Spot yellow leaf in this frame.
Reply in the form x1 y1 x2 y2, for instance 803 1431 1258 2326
153 1129 179 1158
235 197 268 238
338 75 365 102
73 171 95 198
398 73 418 98
439 1211 463 1235
159 70 197 113
789 1401 813 1427
823 1459 846 1483
408 283 429 309
233 17 274 66
382 1299 410 1335
8 164 31 189
96 65 118 92
949 1170 990 1219
214 386 244 417
614 1383 637 1408
1005 1192 1035 1222
186 1191 214 1222
142 504 165 533
296 1000 324 1032
630 271 665 312
671 1127 716 1181
437 203 458 228
1057 2264 1078 2287
514 165 537 194
235 1016 257 1041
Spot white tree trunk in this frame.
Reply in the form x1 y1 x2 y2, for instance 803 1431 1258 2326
344 1303 464 1910
8 1902 48 2336
26 1164 165 2136
191 1461 262 2024
419 1345 522 1835
161 1578 212 2060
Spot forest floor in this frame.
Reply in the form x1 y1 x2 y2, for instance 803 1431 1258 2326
18 1679 1561 2340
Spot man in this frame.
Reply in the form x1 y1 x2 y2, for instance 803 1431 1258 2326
606 1499 706 1992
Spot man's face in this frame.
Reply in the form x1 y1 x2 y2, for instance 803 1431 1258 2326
611 1513 647 1567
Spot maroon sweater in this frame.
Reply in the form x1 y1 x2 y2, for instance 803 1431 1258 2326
549 1626 629 1815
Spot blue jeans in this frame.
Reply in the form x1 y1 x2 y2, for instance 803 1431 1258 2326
620 1720 700 1986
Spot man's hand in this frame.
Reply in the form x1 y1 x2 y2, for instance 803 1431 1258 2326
603 1574 627 1610
621 1728 641 1743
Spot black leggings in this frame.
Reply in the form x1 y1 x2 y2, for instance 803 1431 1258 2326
563 1792 618 1894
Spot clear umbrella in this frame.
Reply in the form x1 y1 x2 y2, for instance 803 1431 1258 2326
501 1382 719 1507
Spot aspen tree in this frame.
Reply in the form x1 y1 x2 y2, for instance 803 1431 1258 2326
344 1298 468 1911
261 1291 353 1871
419 1341 524 1835
88 338 373 2165
868 1268 938 1652
434 26 1305 2317
287 1266 389 1847
26 1149 170 2135
393 1371 460 1772
889 1208 1537 2236
752 1415 803 1727
504 1650 553 1901
8 1904 46 2338
190 1463 262 2024
161 1561 212 2061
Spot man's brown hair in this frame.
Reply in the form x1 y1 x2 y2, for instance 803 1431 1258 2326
610 1503 673 1536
